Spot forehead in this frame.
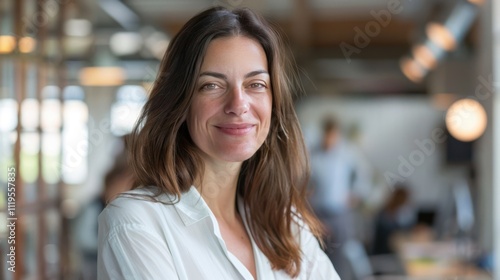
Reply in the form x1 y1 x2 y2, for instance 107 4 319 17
200 36 268 71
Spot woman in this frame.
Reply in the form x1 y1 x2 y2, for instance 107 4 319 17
98 6 339 280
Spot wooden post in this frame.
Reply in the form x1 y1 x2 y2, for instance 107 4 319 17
56 0 69 279
13 0 26 278
36 0 48 278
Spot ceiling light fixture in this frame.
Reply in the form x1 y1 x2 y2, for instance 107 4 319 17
426 23 457 51
64 19 92 37
79 45 125 86
446 98 487 142
404 2 479 83
400 57 425 83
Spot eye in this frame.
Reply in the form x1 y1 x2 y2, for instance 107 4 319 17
249 83 266 89
200 83 220 91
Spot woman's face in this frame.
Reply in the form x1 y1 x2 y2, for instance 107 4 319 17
187 36 272 164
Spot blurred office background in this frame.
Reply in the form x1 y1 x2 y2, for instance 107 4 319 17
0 0 499 279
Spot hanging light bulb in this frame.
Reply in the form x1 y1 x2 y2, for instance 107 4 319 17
426 2 478 52
411 39 448 71
400 57 426 83
426 23 457 51
446 98 487 142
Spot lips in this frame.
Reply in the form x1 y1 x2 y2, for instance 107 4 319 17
215 123 256 136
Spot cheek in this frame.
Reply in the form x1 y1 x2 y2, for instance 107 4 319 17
259 97 273 136
187 98 205 123
186 99 214 136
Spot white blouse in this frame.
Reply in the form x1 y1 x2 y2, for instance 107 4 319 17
98 186 340 280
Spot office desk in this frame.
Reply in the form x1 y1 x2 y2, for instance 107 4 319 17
394 233 492 280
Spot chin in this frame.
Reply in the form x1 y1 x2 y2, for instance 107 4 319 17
220 153 255 163
218 147 259 163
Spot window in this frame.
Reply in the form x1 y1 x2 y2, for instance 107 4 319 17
110 85 147 136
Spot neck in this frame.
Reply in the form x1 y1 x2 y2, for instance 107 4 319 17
197 159 242 222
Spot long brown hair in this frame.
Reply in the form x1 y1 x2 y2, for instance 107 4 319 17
128 6 323 277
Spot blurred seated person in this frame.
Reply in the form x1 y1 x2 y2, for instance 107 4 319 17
372 185 415 255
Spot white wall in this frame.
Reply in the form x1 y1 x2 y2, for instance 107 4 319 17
476 0 500 275
297 96 469 207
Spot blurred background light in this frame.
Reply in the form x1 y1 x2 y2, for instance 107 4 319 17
61 86 88 185
79 46 125 86
400 57 425 83
446 98 487 142
0 98 18 131
404 1 479 83
0 35 16 53
412 44 436 70
0 11 15 54
111 85 147 136
110 32 143 56
426 23 457 51
41 86 62 132
21 98 40 130
19 36 37 53
64 19 92 37
41 99 62 132
423 1 479 58
144 30 169 60
468 0 484 5
79 67 125 86
412 41 446 71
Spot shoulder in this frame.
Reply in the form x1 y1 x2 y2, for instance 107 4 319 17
98 187 175 236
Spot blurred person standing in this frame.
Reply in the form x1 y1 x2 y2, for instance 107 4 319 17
309 116 371 279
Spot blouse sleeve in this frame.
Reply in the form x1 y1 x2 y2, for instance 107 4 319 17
300 225 341 280
98 222 179 280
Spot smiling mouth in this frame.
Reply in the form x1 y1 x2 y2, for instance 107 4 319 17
215 124 256 136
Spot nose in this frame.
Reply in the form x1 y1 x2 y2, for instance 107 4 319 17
224 86 249 116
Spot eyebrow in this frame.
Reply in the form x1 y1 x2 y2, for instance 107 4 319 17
199 70 269 80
